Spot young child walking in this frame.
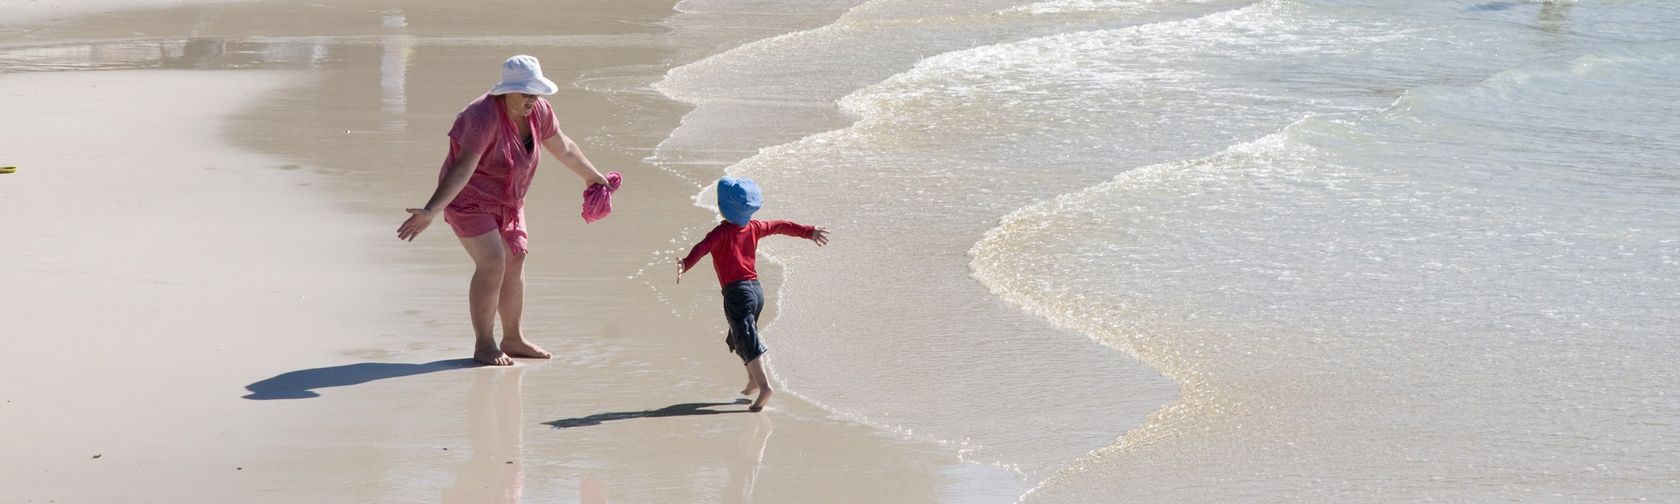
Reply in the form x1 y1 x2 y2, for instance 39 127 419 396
677 177 829 412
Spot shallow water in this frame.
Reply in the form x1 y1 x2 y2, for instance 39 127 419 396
654 0 1680 500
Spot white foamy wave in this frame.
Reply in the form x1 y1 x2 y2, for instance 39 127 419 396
1001 0 1214 16
976 42 1680 502
972 118 1320 370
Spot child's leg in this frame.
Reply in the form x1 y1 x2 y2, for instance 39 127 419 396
497 252 550 359
459 232 513 366
723 280 769 400
739 280 771 411
731 328 758 395
746 357 772 412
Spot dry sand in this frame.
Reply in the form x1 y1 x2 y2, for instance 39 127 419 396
0 1 1003 502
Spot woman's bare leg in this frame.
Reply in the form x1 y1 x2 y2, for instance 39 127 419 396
460 232 513 366
497 252 551 359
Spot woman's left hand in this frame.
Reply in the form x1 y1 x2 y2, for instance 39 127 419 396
587 172 610 188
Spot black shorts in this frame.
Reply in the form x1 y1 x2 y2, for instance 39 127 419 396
722 280 767 364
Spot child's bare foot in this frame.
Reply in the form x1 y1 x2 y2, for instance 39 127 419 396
740 382 758 396
501 338 552 359
749 387 773 413
474 345 514 366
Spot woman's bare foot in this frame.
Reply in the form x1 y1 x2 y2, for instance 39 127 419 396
474 345 514 366
749 387 773 413
501 338 552 359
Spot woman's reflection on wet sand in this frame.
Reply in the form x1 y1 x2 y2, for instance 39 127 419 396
442 368 526 504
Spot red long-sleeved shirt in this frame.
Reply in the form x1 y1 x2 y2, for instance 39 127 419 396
680 220 816 286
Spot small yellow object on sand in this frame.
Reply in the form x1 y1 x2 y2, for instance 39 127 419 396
0 166 15 174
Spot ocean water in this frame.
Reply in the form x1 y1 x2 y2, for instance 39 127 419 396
655 0 1680 501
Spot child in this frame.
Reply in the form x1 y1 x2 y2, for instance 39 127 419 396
677 177 829 412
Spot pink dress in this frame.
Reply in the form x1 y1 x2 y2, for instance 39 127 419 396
439 94 557 255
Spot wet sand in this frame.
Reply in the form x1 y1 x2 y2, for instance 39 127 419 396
0 1 1006 502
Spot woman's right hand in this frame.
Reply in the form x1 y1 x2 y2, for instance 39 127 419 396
398 208 436 241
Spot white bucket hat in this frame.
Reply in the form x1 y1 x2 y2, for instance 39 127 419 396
489 55 558 96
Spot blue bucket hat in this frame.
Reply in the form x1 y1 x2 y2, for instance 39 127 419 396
717 176 762 225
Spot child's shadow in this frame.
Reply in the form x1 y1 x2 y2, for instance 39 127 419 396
545 399 752 429
244 359 478 399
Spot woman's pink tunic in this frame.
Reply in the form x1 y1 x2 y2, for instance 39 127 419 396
439 94 557 255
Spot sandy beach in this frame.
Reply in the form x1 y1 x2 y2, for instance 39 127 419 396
0 1 1007 502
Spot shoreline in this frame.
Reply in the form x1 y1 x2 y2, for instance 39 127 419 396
647 0 1177 485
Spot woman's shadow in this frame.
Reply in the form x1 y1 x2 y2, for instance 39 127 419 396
243 359 478 399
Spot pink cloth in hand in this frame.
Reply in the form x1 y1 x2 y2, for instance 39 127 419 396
580 171 622 223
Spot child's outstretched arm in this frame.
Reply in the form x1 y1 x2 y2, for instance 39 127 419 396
759 220 830 246
676 229 720 284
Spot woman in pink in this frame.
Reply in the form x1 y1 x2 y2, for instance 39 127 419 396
397 55 611 366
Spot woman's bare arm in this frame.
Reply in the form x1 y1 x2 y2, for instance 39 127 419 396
541 129 609 187
397 147 483 241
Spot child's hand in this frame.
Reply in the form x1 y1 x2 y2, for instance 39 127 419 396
811 226 830 246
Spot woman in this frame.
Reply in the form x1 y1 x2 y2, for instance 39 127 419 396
398 55 610 366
